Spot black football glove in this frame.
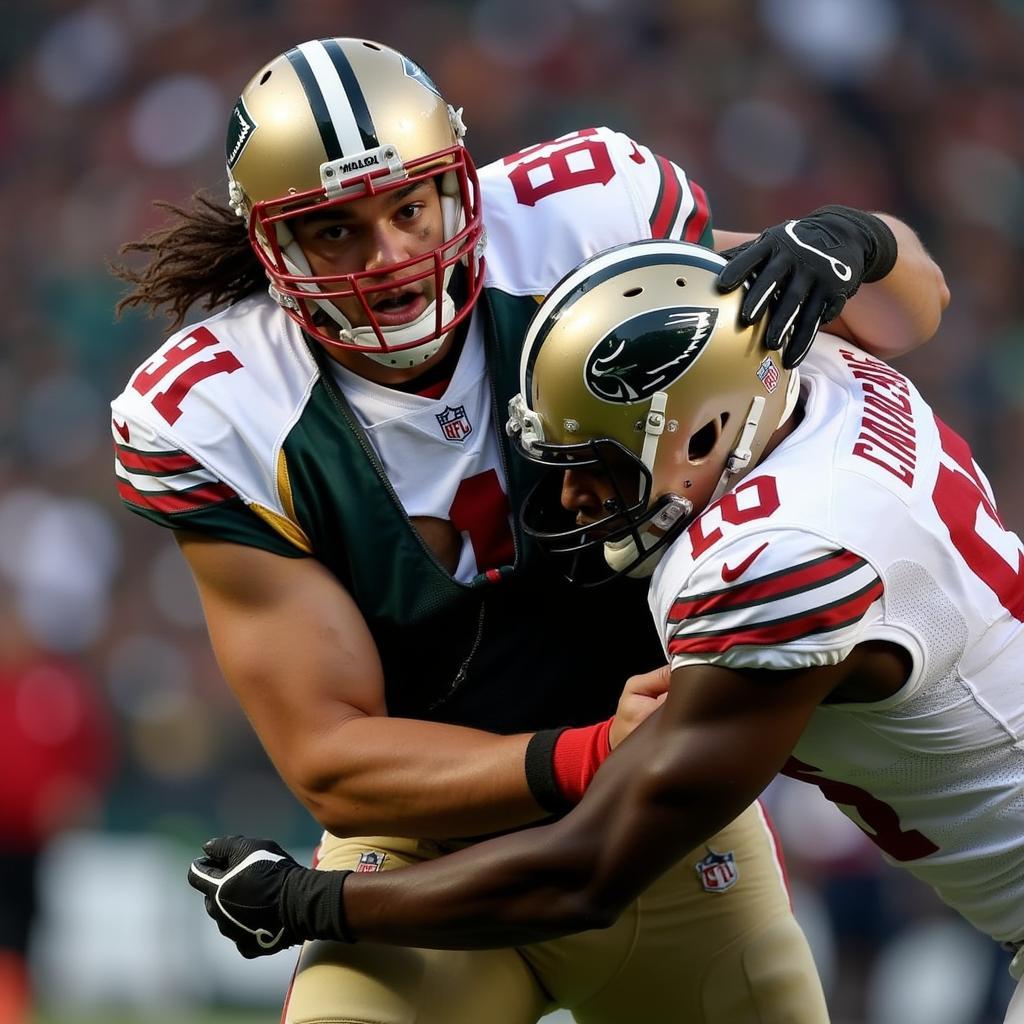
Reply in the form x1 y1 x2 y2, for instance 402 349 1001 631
717 206 897 368
187 836 353 958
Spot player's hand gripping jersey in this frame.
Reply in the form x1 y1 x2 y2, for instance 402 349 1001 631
649 334 1024 944
111 128 709 730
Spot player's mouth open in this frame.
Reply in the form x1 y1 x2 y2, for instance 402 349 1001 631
370 289 427 325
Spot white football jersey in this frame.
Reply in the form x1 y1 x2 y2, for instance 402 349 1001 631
112 127 711 582
326 324 509 582
649 334 1024 943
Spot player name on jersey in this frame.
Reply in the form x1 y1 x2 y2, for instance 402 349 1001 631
842 348 918 486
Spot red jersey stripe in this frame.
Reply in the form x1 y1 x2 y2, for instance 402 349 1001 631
682 180 710 242
668 579 883 655
115 446 201 475
669 549 868 623
935 415 996 510
755 800 792 907
649 156 683 238
116 477 236 514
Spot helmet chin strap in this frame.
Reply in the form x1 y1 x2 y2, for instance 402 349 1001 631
602 491 693 579
602 370 801 579
602 390 692 578
334 292 456 367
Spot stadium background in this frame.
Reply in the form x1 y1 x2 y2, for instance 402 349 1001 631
2 1 1021 1022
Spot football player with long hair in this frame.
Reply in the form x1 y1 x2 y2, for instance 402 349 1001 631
114 38 948 1024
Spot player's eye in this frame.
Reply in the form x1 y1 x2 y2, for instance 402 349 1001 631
317 223 350 241
396 203 423 222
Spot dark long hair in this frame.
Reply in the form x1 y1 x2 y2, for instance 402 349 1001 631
112 190 266 330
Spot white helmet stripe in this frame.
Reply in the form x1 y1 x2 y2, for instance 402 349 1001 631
296 40 370 157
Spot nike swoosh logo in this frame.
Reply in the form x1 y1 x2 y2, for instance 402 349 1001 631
112 417 130 442
627 140 645 165
721 542 769 583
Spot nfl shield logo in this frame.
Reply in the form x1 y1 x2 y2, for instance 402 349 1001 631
696 849 738 893
436 405 473 442
756 356 780 394
355 851 387 873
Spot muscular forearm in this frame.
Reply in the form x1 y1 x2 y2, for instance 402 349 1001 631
343 666 819 948
187 536 552 841
344 714 737 948
343 821 606 948
192 666 834 957
830 214 949 358
180 523 659 848
288 715 542 839
191 786 708 954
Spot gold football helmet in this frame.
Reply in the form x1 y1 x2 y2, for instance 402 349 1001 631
226 38 485 366
507 239 800 582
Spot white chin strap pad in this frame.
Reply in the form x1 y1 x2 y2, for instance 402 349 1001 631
603 531 667 579
350 292 455 368
602 390 677 578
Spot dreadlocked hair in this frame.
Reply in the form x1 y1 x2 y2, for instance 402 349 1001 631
112 190 267 331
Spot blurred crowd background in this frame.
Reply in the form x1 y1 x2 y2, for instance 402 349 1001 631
2 1 1022 1022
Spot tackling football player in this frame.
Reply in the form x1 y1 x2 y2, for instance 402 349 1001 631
114 37 947 1024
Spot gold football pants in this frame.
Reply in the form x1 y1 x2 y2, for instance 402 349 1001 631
283 801 829 1023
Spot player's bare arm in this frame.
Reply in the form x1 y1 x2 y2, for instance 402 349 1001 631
714 212 949 360
178 532 666 839
186 639 909 954
342 640 911 945
177 532 542 838
343 658 838 947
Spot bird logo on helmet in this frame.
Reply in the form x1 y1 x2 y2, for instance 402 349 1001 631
507 239 800 584
225 37 486 368
584 306 719 403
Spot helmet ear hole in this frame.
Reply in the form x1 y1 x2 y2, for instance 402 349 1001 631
688 414 726 462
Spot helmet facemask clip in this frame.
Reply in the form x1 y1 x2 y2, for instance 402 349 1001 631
320 145 406 200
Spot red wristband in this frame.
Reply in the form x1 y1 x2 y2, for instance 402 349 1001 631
552 717 614 804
